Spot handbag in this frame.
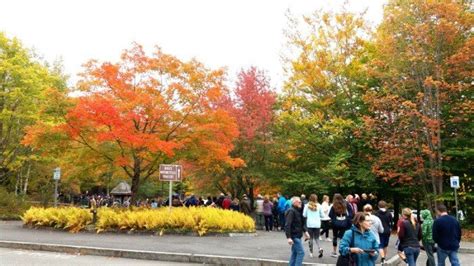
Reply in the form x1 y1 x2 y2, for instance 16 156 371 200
336 229 357 266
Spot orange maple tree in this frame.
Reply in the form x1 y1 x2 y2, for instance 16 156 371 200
24 44 241 198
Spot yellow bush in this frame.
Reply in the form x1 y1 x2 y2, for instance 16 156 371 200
22 207 92 233
22 206 255 235
95 207 255 235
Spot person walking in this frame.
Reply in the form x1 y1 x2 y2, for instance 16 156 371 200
230 197 240 212
363 204 384 265
278 193 288 230
272 197 280 230
222 194 232 209
328 193 354 258
375 200 393 264
420 209 435 266
263 195 274 231
239 194 252 216
303 194 324 258
398 208 422 266
433 204 461 266
339 212 379 266
285 196 310 266
320 195 332 242
254 194 265 230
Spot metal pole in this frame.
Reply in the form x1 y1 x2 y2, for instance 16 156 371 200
454 187 459 221
169 180 172 211
54 179 58 207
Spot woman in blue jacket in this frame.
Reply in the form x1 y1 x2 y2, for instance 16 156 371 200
339 212 379 266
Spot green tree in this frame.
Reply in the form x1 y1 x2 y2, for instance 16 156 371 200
0 32 66 194
274 7 376 195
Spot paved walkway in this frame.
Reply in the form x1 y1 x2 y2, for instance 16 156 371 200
0 247 197 266
0 221 398 264
1 221 473 265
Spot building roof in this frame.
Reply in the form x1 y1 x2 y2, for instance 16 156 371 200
110 181 132 195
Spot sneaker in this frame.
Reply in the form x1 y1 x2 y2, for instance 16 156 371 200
330 252 338 258
381 257 385 265
318 249 323 258
326 237 332 242
309 253 313 258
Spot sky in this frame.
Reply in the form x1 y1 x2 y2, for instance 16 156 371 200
0 0 386 89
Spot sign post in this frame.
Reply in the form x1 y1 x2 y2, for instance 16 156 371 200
159 164 182 211
53 167 61 207
450 176 460 220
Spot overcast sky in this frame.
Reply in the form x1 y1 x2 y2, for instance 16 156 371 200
1 0 386 88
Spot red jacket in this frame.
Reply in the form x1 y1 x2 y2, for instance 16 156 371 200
222 198 232 209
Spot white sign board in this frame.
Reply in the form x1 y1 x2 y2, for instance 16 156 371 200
53 167 61 180
450 176 460 189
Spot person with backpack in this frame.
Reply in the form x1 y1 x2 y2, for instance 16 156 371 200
339 212 379 266
239 194 252 216
420 209 435 266
329 193 354 258
285 196 310 266
398 208 422 266
375 200 393 265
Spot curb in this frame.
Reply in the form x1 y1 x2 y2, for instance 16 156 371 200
0 240 323 265
459 247 474 254
0 240 417 265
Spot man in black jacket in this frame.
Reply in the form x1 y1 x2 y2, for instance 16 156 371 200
285 196 309 266
433 204 461 266
376 200 393 264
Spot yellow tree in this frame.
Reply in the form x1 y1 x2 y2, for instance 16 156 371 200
275 6 374 193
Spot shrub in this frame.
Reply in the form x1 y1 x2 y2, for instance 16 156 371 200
96 206 256 235
21 206 255 235
0 187 30 220
22 207 92 233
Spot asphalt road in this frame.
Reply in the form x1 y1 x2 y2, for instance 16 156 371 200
2 221 473 265
0 247 199 266
416 251 474 266
0 221 398 264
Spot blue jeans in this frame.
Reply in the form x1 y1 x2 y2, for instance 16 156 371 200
289 237 304 266
437 248 460 266
403 247 420 266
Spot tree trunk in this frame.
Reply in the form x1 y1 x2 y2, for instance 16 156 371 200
23 161 31 195
248 185 254 211
130 157 141 203
14 171 19 195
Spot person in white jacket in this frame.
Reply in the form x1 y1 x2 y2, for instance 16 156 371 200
320 195 332 242
363 204 384 245
303 194 325 258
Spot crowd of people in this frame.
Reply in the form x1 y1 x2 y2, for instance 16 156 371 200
282 193 461 266
77 190 461 266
